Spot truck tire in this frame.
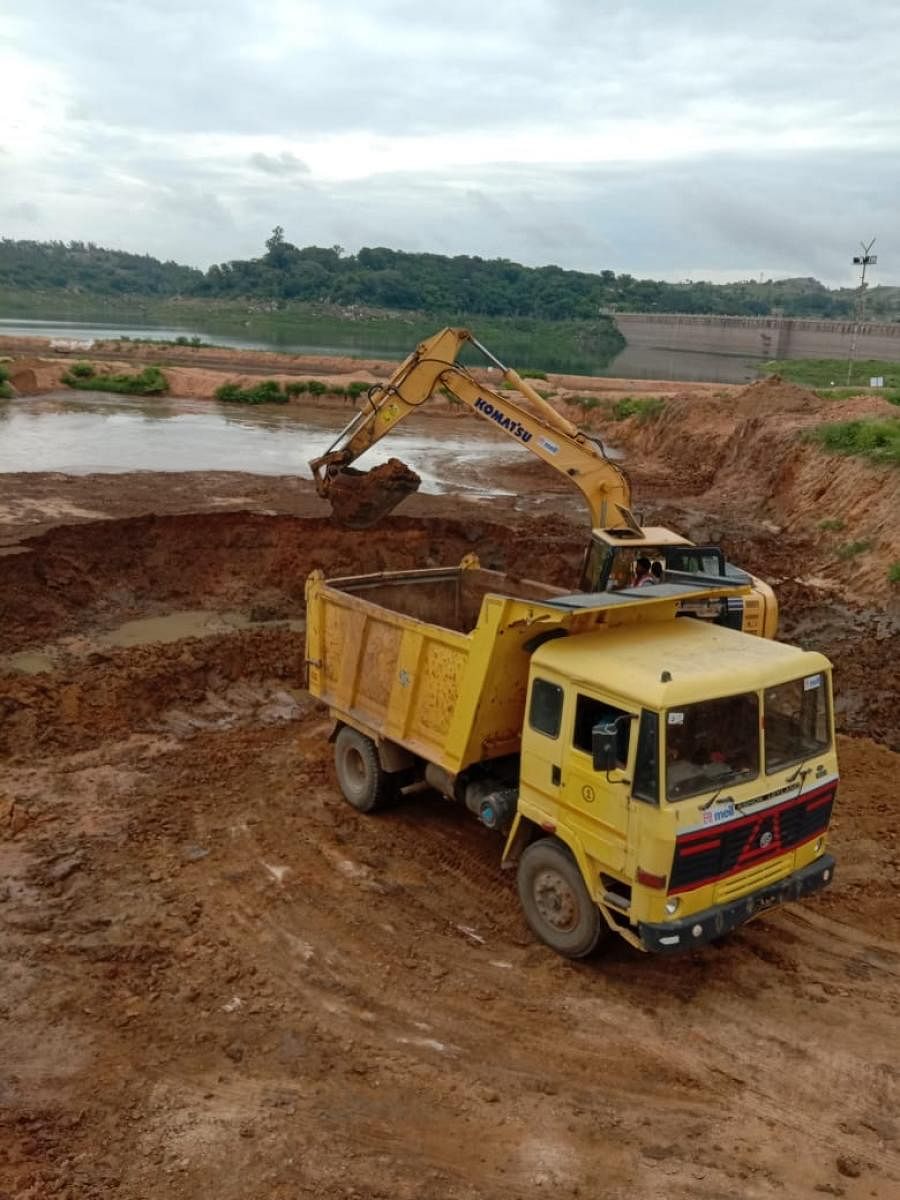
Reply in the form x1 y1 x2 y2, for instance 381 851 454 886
517 838 605 959
334 727 391 813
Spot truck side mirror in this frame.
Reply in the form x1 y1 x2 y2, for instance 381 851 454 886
592 723 618 773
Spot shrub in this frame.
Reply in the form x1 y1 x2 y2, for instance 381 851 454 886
307 380 327 396
812 418 900 465
817 518 845 532
214 379 287 404
0 365 11 399
284 381 308 397
612 396 665 422
836 539 872 560
62 364 169 395
347 381 370 398
888 562 900 584
520 368 548 380
568 393 602 411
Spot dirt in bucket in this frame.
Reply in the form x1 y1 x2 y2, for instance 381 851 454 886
325 458 422 528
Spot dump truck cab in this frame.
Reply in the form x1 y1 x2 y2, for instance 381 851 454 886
512 618 836 954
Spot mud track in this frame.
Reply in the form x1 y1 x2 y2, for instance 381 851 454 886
1 499 898 1200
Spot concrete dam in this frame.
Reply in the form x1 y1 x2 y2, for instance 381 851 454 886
608 312 900 383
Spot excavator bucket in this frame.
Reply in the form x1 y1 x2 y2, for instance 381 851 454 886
324 459 421 529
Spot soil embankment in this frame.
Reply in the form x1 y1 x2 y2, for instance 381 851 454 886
1 348 899 1199
587 376 900 604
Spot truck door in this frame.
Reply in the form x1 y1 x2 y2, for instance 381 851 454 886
520 675 567 810
559 692 634 873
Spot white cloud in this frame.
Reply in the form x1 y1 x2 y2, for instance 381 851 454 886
1 1 898 283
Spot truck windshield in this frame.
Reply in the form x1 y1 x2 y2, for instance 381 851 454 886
764 674 830 772
665 692 759 801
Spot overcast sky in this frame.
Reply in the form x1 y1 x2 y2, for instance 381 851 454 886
2 0 898 284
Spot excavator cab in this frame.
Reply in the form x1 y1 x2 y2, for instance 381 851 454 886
580 528 697 592
580 529 759 633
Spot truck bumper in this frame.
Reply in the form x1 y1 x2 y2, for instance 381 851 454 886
638 854 835 954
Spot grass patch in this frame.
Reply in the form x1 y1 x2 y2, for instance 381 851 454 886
764 358 900 389
113 334 215 348
612 396 665 422
216 376 363 404
811 417 900 465
568 393 603 411
888 562 900 584
215 380 287 405
812 385 900 406
817 517 846 532
62 363 168 395
836 539 873 560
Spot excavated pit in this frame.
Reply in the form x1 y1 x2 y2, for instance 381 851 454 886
1 509 896 755
0 511 588 756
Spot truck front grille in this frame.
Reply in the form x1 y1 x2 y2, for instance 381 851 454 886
668 781 835 895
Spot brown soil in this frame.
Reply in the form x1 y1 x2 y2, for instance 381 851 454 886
2 352 899 1198
603 376 900 605
325 460 422 528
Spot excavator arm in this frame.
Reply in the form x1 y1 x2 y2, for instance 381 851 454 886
309 327 635 530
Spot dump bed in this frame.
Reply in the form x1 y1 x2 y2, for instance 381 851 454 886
305 560 748 777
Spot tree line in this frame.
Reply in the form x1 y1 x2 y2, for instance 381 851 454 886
2 231 896 321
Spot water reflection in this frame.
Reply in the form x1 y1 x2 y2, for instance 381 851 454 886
0 317 767 382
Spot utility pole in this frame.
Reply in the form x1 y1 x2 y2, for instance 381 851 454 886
846 238 877 385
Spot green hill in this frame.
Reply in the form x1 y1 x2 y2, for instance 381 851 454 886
2 231 898 322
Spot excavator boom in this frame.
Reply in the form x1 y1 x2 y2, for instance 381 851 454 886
309 327 635 530
309 325 778 638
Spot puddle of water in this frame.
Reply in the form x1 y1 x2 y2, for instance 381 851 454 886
4 651 56 675
96 609 305 648
0 609 306 674
0 393 519 495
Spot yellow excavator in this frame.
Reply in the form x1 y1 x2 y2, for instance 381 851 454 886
310 327 777 638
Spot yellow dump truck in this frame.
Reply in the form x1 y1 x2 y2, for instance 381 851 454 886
305 559 837 957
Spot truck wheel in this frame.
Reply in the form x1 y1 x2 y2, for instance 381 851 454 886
517 838 605 958
334 727 390 813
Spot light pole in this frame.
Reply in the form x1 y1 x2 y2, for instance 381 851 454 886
846 238 877 385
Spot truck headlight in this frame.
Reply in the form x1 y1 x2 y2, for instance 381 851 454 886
664 898 680 915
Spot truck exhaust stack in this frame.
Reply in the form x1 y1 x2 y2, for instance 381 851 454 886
324 459 421 529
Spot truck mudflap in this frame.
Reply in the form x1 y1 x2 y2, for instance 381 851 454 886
639 855 835 954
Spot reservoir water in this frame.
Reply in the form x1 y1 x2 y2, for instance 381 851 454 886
0 391 522 495
0 317 767 383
